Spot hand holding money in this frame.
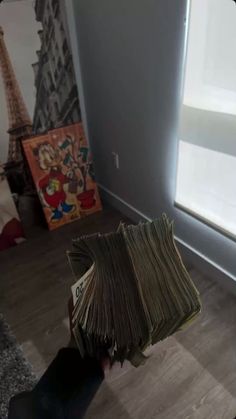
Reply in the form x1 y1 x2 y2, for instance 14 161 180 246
67 215 201 367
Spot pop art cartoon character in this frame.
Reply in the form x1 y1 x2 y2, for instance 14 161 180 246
33 143 75 222
58 136 96 209
58 136 89 194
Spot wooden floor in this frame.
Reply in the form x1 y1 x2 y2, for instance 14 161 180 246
1 206 236 419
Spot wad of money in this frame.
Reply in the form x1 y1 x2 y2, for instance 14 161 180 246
67 214 201 367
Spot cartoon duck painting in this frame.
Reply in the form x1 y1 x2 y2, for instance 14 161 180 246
33 143 75 222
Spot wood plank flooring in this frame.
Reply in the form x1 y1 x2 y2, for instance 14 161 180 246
1 206 236 419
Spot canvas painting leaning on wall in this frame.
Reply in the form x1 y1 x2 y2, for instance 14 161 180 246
23 123 102 230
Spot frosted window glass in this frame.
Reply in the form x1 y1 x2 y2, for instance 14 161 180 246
176 0 236 238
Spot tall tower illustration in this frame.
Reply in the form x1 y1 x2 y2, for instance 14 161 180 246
0 26 32 163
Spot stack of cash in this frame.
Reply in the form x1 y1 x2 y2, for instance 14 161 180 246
67 214 201 366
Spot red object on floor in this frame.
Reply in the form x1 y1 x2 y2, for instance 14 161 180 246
77 189 96 209
0 218 24 251
77 189 95 209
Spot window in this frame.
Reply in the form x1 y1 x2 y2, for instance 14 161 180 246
54 101 60 117
60 23 64 35
57 57 62 72
52 0 59 18
176 0 236 238
62 39 68 56
47 71 54 92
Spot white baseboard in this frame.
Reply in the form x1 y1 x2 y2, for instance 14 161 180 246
99 183 236 296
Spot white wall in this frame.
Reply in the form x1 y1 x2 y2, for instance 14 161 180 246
66 0 236 287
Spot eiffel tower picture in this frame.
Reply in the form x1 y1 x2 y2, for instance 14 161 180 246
0 25 32 163
0 25 33 192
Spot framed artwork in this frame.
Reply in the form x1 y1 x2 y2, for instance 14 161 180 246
23 123 102 230
0 0 81 198
0 166 25 251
